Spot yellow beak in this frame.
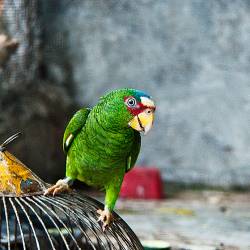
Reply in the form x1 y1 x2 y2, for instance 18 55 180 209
128 108 155 135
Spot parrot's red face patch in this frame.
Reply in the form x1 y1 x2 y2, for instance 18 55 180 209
124 96 145 116
125 95 156 134
124 96 155 116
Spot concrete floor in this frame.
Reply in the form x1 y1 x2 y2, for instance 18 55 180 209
114 191 250 250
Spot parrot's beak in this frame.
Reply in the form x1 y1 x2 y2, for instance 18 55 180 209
129 108 155 135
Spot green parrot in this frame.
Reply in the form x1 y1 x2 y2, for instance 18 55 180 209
45 88 156 230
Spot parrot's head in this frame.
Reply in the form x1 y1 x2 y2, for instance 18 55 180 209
100 88 156 135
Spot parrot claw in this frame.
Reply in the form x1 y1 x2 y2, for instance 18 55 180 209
97 208 114 232
44 179 71 196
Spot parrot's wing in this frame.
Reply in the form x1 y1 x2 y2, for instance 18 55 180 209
126 132 141 173
63 108 91 153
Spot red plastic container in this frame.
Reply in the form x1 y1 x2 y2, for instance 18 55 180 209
120 167 164 199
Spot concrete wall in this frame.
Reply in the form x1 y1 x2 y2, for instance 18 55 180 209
40 0 250 187
0 0 74 183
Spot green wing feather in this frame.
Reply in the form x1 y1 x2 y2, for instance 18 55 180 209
126 132 141 172
63 108 91 153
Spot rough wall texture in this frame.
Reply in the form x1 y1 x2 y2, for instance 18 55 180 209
0 0 73 183
0 1 39 90
39 0 250 188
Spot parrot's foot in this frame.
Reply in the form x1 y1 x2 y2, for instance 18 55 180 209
97 207 114 232
44 179 71 196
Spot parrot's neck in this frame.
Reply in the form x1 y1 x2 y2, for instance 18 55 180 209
97 115 134 136
83 111 136 157
93 108 133 135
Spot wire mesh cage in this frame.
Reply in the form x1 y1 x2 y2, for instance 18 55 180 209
0 193 143 250
0 134 143 250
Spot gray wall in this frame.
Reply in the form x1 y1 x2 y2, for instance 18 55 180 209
41 0 250 187
0 0 74 183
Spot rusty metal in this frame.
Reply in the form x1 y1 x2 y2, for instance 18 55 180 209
0 134 143 249
0 133 47 197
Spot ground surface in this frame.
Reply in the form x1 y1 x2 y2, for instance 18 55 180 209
114 191 250 250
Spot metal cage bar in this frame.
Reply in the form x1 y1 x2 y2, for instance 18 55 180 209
0 193 143 250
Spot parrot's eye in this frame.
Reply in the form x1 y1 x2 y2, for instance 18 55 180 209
125 97 137 108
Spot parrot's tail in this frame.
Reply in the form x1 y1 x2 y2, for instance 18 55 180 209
0 132 21 151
